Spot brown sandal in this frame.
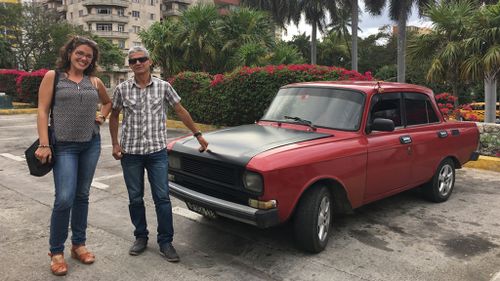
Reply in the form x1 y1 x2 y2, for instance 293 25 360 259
49 253 68 276
71 244 95 264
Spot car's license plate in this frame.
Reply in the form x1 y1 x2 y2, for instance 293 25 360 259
185 201 218 219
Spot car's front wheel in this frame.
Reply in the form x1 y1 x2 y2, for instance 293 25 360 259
293 186 332 253
424 158 455 202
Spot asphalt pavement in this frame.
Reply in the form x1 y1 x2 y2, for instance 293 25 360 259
1 114 499 281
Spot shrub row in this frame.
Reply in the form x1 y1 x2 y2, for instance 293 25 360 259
170 64 373 126
0 69 48 104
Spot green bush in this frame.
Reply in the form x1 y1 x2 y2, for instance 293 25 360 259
17 69 48 105
0 69 28 101
169 71 212 122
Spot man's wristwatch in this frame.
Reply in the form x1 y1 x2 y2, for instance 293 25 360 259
193 131 202 138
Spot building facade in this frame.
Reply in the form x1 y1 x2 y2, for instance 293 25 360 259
41 0 239 89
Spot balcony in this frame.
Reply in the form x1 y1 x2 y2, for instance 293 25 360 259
82 14 129 23
93 30 129 39
83 0 129 8
163 9 182 17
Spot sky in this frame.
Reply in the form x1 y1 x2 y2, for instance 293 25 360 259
282 2 433 41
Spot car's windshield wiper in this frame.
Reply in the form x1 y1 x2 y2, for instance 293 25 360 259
284 115 316 130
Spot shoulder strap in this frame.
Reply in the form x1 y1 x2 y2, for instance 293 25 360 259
49 70 59 121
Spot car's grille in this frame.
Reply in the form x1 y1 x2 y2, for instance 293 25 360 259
182 157 239 185
169 153 252 204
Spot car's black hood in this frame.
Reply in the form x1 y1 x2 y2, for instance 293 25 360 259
172 124 331 166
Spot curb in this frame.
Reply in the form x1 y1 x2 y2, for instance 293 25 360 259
464 155 500 173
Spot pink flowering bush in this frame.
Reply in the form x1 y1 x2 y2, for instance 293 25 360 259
174 64 372 126
0 69 28 100
435 92 478 121
17 69 49 105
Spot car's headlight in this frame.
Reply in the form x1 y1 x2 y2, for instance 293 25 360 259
243 171 263 193
168 154 181 169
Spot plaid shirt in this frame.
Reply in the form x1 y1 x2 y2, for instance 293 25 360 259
112 76 180 155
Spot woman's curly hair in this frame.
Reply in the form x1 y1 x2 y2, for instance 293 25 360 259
56 35 100 76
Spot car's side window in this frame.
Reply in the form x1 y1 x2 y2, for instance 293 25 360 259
369 93 402 127
404 92 439 126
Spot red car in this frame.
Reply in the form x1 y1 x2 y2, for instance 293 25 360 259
167 81 479 253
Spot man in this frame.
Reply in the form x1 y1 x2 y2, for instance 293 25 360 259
109 46 208 262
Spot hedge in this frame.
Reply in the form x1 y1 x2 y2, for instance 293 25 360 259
171 64 373 126
17 69 48 105
0 69 28 101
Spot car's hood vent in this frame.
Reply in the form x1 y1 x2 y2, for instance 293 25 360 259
172 124 331 166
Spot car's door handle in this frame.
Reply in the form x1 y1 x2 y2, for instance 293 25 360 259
400 135 412 144
437 131 448 138
451 129 460 136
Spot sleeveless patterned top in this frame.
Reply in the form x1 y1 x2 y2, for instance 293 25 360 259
50 73 99 142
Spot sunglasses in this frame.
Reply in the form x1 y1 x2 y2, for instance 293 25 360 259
128 57 149 65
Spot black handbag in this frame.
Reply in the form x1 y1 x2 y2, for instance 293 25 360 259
25 70 59 177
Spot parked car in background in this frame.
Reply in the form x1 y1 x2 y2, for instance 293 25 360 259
460 102 500 122
167 81 480 253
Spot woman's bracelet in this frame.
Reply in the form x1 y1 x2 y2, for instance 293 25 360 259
38 144 50 148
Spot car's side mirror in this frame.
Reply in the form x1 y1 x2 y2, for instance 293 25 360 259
368 118 395 133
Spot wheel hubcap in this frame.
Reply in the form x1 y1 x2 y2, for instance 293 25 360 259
438 164 454 196
317 196 331 242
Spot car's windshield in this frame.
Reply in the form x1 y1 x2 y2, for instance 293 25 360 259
262 87 365 131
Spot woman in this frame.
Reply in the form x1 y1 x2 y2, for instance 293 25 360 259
35 36 112 276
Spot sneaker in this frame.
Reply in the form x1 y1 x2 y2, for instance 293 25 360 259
159 243 180 262
129 238 148 256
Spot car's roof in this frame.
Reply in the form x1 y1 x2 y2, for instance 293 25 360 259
282 80 433 95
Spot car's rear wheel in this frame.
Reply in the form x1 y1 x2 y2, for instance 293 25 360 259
424 158 455 202
293 186 332 253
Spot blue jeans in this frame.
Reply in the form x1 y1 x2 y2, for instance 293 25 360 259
49 134 101 254
120 149 174 247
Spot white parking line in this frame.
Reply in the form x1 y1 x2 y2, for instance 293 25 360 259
91 181 109 190
0 153 25 162
93 173 123 181
172 206 203 222
0 124 36 129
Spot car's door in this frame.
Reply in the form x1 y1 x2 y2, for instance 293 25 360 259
403 92 444 185
365 93 413 201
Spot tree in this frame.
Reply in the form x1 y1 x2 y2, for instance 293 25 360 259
288 33 311 61
268 41 305 65
297 0 339 64
91 36 125 72
139 19 184 77
462 1 500 123
0 37 15 68
240 0 299 29
219 7 275 70
407 0 475 101
177 4 220 72
365 0 435 83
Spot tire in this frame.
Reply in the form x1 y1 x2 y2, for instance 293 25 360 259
423 158 455 203
293 186 332 253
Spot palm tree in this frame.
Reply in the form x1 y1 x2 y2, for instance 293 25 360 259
327 1 354 66
462 1 500 123
297 0 339 64
407 0 475 101
365 0 435 83
240 0 299 29
177 4 220 72
218 7 275 70
139 19 184 77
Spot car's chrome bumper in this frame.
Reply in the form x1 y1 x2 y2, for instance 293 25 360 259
169 182 280 228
